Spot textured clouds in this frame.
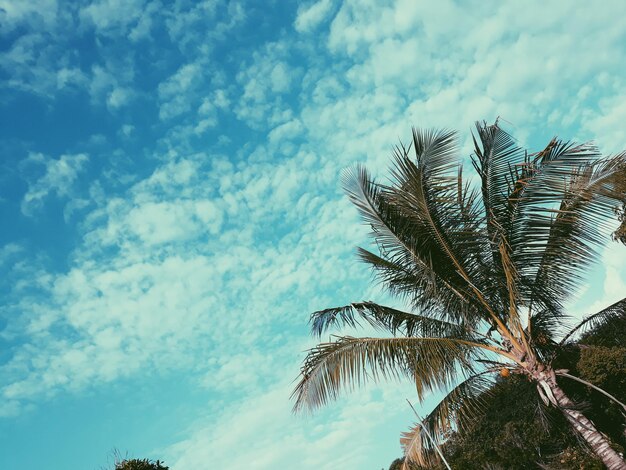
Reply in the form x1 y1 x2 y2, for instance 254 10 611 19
21 153 89 216
2 143 368 420
2 0 626 469
295 0 335 33
167 377 418 469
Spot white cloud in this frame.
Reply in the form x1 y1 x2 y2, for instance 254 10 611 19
88 62 136 108
0 243 23 267
603 246 626 303
1 253 225 414
162 0 245 55
294 0 334 33
570 242 626 321
106 86 133 109
318 0 626 146
120 124 135 138
166 371 419 470
0 32 65 97
128 0 160 41
269 62 292 93
158 63 203 120
0 0 58 34
1 0 145 106
235 43 300 129
56 67 88 90
63 197 91 222
3 144 371 418
164 0 219 45
79 0 148 35
267 118 304 154
582 94 626 154
125 199 223 245
21 153 89 216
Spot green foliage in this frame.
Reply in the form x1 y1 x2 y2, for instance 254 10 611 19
388 317 626 469
437 376 604 470
579 311 626 348
555 319 626 453
560 345 626 455
613 202 626 245
390 373 615 466
114 458 169 470
549 446 604 470
388 458 403 470
577 346 626 397
388 457 420 470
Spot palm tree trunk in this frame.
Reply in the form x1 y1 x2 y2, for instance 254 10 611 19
537 370 626 469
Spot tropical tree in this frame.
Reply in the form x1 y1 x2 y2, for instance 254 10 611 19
292 121 626 469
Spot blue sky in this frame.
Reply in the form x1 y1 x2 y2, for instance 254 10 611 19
1 1 626 469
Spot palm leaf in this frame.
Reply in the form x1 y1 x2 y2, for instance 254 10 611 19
342 165 487 325
310 301 479 339
401 370 497 468
471 119 526 243
471 126 619 318
386 137 518 341
559 296 626 346
516 153 626 310
533 156 624 280
355 246 472 323
292 336 485 413
527 308 562 360
470 121 525 313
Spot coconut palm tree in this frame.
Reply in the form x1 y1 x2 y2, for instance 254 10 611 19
292 121 626 469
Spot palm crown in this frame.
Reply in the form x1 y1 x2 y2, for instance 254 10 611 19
293 121 626 469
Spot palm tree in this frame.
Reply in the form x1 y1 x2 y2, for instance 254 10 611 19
293 121 626 469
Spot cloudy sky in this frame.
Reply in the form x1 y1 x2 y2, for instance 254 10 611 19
1 1 626 469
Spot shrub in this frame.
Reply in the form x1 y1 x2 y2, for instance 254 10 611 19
114 458 169 470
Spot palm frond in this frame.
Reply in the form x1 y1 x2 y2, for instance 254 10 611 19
613 202 626 244
559 296 626 346
400 425 431 469
401 370 497 468
410 127 458 174
498 237 523 336
527 309 562 360
389 132 485 290
470 126 623 319
470 121 525 312
471 119 526 235
530 156 626 298
342 165 486 325
387 135 520 343
355 246 475 324
310 301 479 339
514 153 626 314
555 371 626 411
292 336 485 413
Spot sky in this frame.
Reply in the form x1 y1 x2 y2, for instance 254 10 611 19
1 1 626 469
